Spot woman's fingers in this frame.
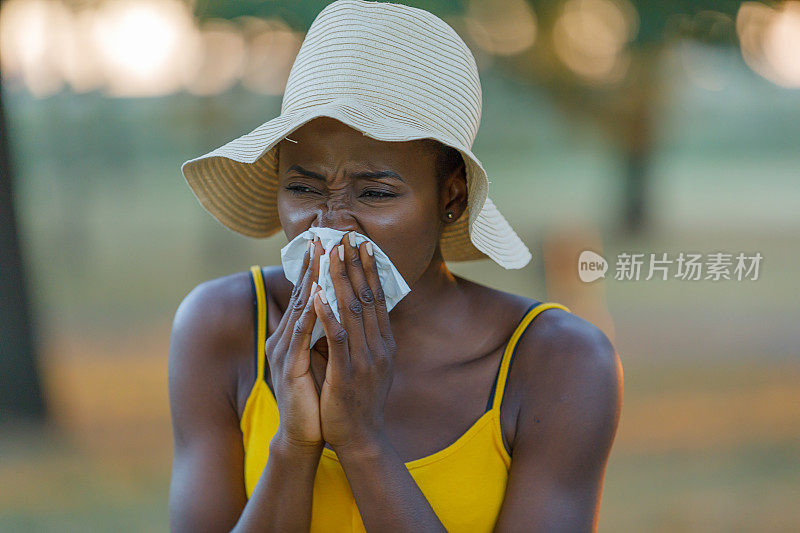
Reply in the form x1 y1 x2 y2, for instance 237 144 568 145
341 232 383 355
361 243 392 342
313 288 351 385
329 239 369 360
269 237 319 367
283 238 319 336
284 281 320 379
356 238 392 344
273 238 313 337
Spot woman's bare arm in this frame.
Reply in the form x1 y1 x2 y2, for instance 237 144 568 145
493 309 623 532
168 276 321 532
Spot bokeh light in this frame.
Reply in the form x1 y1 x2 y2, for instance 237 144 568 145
239 17 303 96
0 0 70 97
58 8 107 94
91 0 197 97
181 19 247 96
552 0 639 84
737 1 800 88
464 0 537 56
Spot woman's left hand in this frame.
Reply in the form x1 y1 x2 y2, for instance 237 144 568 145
312 232 397 452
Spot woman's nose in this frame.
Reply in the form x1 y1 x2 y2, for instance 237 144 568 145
314 210 359 234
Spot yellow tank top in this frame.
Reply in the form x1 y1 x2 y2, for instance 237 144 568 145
241 265 571 532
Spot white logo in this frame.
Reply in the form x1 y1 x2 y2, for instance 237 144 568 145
578 250 608 282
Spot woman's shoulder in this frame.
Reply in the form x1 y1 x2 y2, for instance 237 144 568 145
169 269 257 384
501 291 621 444
171 264 290 335
513 302 617 377
458 275 620 409
168 269 267 457
172 269 254 341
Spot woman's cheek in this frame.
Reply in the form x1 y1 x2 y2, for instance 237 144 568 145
368 202 440 283
277 197 315 238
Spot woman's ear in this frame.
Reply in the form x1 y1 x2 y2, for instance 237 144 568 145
439 160 468 223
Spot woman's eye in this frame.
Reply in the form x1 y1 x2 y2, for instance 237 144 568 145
361 189 396 198
285 185 395 198
285 185 315 195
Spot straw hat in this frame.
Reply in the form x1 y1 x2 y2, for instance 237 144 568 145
181 0 532 269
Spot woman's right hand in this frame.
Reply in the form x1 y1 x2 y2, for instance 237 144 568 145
264 236 325 452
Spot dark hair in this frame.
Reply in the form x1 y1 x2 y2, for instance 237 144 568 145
419 139 465 192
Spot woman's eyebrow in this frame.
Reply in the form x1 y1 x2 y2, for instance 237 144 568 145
351 170 405 183
287 164 405 183
287 164 326 181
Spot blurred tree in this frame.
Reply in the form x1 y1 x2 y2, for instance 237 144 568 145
0 68 47 423
464 0 742 233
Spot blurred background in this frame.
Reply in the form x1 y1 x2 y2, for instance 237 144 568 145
1 0 798 531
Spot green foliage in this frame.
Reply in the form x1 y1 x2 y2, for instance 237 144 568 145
528 0 743 46
194 0 747 47
192 0 465 30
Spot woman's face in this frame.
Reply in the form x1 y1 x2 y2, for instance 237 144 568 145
276 116 463 285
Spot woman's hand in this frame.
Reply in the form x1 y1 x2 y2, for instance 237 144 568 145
264 236 326 452
313 232 397 452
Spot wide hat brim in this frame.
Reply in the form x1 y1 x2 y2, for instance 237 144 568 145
181 99 532 269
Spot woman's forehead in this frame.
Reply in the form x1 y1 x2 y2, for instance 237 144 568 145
278 117 437 177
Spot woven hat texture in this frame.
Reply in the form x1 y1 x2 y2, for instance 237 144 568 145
181 0 532 269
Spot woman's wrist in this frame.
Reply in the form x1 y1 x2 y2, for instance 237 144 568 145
332 431 392 465
270 430 325 460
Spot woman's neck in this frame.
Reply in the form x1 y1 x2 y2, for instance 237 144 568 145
387 253 468 344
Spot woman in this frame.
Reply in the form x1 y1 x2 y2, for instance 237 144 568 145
169 1 622 531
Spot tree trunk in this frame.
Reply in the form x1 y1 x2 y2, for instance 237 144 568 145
0 76 48 423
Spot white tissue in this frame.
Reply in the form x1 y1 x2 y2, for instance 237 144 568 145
280 227 411 346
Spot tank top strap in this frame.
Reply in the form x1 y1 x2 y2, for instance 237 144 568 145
249 265 268 383
489 301 571 412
